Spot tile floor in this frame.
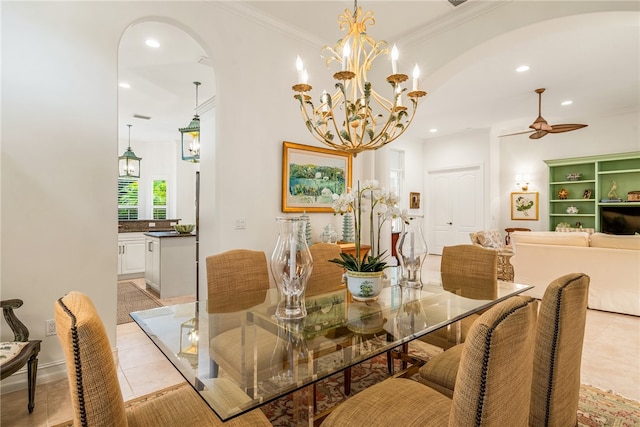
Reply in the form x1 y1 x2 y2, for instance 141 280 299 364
2 259 639 426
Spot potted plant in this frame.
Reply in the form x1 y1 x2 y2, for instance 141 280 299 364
329 180 407 300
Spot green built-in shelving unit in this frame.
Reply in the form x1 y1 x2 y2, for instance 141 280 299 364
545 152 640 231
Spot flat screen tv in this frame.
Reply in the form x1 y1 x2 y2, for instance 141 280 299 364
600 206 640 235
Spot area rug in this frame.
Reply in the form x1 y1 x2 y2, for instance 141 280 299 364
262 341 640 426
117 281 162 324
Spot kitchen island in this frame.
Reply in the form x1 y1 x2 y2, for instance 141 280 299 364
144 231 196 299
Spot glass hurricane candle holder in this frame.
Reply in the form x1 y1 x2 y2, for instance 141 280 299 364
271 217 313 319
396 214 428 288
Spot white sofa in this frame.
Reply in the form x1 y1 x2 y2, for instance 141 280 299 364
510 231 640 316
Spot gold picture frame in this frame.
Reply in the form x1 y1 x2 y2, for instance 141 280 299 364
510 192 539 220
409 192 421 209
282 141 352 212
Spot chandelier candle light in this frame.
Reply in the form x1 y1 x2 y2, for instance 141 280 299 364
293 1 426 156
118 124 141 179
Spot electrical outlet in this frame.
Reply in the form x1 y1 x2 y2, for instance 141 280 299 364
235 217 246 230
45 319 57 336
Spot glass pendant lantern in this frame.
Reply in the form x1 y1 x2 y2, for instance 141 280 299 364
179 81 201 163
118 124 141 179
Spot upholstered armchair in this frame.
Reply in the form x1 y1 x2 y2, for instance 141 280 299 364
321 296 538 426
54 291 270 426
418 273 589 426
469 229 515 281
1 299 41 414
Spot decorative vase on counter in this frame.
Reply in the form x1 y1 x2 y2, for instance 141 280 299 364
271 217 313 319
396 215 428 288
346 271 384 301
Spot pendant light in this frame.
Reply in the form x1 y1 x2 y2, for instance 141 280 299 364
119 124 141 178
179 81 201 163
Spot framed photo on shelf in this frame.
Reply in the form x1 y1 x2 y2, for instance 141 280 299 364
409 192 421 209
510 192 539 220
583 189 593 199
282 141 352 212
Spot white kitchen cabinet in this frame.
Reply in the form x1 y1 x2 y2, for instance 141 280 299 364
118 233 146 278
144 232 196 298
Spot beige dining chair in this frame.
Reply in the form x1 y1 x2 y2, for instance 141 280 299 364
307 243 345 296
321 295 538 426
420 244 498 350
54 291 270 426
418 272 589 427
206 250 278 383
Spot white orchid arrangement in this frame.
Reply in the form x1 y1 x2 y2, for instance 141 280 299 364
330 180 408 271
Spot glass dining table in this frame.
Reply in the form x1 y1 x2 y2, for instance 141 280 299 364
131 275 532 426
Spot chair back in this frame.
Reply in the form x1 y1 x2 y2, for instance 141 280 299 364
206 249 269 313
55 291 127 427
449 295 537 426
441 244 498 282
306 243 345 296
530 273 589 427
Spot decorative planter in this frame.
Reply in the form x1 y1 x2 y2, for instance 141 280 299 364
346 271 384 301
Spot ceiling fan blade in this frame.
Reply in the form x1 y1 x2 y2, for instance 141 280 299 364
499 129 534 137
548 123 588 133
529 130 548 139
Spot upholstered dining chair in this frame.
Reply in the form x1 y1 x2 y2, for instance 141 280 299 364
306 243 345 296
420 244 498 350
54 291 270 426
321 295 539 426
206 249 276 382
1 299 41 414
418 272 589 427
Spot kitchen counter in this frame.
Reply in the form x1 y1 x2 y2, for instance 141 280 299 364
144 231 195 238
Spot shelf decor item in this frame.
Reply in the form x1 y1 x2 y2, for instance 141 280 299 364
511 192 539 220
557 188 569 200
566 205 579 214
271 217 313 319
341 212 354 242
565 173 582 181
396 214 428 288
329 180 405 301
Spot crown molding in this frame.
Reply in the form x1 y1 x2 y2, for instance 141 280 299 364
208 1 325 48
397 0 511 47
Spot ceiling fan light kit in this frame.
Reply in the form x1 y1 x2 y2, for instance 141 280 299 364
502 88 588 139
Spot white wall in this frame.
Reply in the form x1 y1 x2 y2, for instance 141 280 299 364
1 1 637 393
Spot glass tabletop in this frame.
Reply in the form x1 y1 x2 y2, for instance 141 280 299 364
131 278 531 422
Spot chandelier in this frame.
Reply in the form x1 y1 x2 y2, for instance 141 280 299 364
179 81 201 163
292 2 426 156
119 124 141 178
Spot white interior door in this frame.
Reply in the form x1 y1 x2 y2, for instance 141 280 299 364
428 165 484 255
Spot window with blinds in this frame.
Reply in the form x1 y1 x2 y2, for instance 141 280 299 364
153 179 167 219
118 178 139 220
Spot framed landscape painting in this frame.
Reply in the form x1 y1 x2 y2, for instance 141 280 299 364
511 192 539 220
282 141 352 212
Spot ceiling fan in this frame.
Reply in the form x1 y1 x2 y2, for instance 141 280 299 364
501 88 588 139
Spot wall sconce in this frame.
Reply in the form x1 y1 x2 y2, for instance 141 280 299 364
515 174 530 191
118 124 141 179
178 317 199 366
179 81 201 163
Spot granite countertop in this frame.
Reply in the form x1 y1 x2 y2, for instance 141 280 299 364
143 231 196 238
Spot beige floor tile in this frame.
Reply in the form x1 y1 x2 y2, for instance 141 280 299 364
123 359 185 397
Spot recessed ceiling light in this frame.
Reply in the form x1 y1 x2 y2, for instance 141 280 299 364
516 65 530 72
561 100 573 106
119 82 131 89
429 128 438 133
145 39 160 48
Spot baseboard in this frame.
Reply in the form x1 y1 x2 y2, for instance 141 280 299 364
0 360 68 394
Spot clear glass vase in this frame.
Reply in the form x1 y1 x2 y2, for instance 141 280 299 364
396 214 428 288
271 217 313 319
396 285 429 337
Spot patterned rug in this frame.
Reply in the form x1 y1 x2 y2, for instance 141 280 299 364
262 341 640 426
117 281 161 324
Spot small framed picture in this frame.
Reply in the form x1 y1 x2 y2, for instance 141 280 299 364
510 192 539 221
583 189 593 199
410 192 420 209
